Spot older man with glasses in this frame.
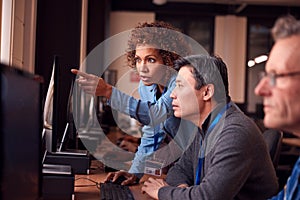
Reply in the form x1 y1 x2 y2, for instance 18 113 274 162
255 15 300 200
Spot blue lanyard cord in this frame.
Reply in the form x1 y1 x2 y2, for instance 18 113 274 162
206 103 231 134
195 139 204 185
195 103 231 185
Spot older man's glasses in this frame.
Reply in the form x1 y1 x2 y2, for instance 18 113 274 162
259 71 300 87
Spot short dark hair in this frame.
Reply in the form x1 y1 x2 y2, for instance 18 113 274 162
174 54 230 103
272 15 300 41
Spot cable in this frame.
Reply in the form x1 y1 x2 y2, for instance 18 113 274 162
74 177 102 189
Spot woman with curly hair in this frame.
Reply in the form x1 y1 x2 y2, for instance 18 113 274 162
71 21 192 184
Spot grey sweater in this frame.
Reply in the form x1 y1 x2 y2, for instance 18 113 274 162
158 103 278 200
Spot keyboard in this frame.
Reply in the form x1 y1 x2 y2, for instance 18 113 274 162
100 182 134 200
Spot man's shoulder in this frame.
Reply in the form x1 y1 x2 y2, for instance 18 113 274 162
226 104 257 126
222 104 262 137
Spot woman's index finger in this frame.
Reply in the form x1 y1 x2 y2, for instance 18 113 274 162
71 69 90 78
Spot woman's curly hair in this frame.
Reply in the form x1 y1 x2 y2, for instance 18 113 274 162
126 21 191 69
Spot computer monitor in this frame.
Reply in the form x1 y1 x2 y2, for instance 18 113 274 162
0 64 43 200
43 56 76 153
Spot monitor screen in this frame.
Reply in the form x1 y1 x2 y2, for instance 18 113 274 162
42 58 56 153
0 64 42 200
43 56 76 153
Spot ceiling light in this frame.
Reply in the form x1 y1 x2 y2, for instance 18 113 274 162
248 60 255 68
254 55 268 64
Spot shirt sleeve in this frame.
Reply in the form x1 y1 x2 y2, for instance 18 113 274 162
108 78 176 126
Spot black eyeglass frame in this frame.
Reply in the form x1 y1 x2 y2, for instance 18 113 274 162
259 70 300 86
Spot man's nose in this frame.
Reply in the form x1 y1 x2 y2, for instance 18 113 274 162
170 89 176 99
255 78 271 97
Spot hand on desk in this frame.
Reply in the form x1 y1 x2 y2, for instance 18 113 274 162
71 69 112 98
104 170 139 186
141 177 169 200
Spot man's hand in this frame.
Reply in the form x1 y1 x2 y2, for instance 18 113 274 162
104 170 138 186
71 69 112 98
141 177 168 199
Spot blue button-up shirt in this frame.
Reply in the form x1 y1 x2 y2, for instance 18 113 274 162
108 73 177 173
270 156 300 200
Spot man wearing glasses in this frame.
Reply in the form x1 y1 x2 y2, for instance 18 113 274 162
255 15 300 200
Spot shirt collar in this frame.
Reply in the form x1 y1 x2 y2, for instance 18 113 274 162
200 102 229 135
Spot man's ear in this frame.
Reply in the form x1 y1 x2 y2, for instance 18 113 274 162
203 84 214 101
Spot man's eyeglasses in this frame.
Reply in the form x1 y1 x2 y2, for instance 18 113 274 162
259 71 300 87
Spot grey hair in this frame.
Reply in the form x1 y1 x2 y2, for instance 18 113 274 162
272 15 300 41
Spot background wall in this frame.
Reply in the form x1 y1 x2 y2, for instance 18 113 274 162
1 0 300 120
0 0 36 73
214 15 247 103
108 11 155 98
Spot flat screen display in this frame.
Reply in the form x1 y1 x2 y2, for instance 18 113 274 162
0 64 42 200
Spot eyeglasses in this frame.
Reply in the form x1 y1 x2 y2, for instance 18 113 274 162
259 70 300 87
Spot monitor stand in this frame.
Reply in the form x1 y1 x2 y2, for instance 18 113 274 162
43 124 91 174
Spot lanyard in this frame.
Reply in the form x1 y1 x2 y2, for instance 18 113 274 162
195 103 231 185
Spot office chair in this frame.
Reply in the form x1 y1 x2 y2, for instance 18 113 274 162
263 129 283 170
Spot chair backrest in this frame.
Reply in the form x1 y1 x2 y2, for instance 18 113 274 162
263 129 283 169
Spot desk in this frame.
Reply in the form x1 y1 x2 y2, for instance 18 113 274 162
74 160 154 200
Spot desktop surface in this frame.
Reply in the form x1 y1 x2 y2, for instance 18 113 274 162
74 160 154 200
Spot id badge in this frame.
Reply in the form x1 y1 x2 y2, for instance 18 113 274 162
144 159 164 176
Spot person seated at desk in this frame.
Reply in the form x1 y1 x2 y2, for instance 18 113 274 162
254 15 300 200
141 55 278 199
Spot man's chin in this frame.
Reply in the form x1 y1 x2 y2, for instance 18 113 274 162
263 115 279 129
174 112 181 118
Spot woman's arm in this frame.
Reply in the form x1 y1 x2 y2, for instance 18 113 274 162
109 79 175 126
72 69 176 127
